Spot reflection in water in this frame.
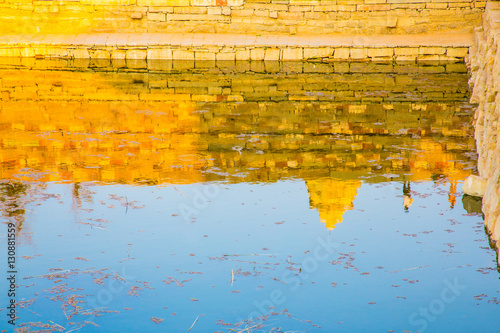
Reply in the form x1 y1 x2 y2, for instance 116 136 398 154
403 181 413 211
462 194 484 215
1 60 498 333
0 182 28 240
0 60 476 231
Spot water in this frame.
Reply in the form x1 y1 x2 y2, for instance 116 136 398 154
0 60 498 332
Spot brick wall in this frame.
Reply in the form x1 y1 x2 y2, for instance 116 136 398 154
0 0 485 35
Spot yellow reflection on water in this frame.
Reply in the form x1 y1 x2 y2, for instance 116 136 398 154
0 60 477 231
307 179 361 230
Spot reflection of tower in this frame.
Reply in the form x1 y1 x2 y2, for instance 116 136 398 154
306 178 361 230
448 180 457 208
403 181 413 212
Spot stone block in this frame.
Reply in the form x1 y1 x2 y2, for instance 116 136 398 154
191 0 216 5
174 6 207 13
357 4 390 11
254 9 270 17
72 49 90 59
173 50 195 60
313 5 338 12
147 48 173 59
138 0 189 6
126 49 147 60
216 52 236 61
92 49 111 59
227 95 244 102
195 52 216 61
417 55 441 62
334 48 350 59
337 5 356 12
250 48 265 60
463 175 487 197
277 12 304 20
304 12 324 19
232 9 254 17
426 3 448 9
147 12 166 21
208 86 222 94
235 50 250 60
192 94 218 102
395 55 417 62
208 7 222 15
395 47 419 56
446 63 468 73
111 50 126 60
303 47 332 59
264 48 280 61
386 16 398 28
131 12 144 19
419 47 446 55
168 14 222 21
367 48 393 58
447 47 469 58
350 48 368 60
282 48 303 60
289 5 313 12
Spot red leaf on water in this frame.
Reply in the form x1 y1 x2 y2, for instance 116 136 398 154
151 317 164 324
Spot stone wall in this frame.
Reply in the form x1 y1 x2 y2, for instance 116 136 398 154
0 0 485 35
468 1 500 260
0 33 473 61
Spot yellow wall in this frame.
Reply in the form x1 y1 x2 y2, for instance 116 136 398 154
0 0 484 35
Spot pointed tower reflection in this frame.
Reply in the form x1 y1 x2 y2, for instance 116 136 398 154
306 178 361 230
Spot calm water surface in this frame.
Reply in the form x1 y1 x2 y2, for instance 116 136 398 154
0 60 498 332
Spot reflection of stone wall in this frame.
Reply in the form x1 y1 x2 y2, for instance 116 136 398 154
0 0 484 35
0 60 476 186
468 1 500 260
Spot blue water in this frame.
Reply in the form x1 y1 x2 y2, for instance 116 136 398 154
1 180 498 332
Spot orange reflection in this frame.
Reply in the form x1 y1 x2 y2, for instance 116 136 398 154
0 63 476 232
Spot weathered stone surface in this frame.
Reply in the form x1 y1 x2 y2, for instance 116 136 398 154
111 49 126 60
126 49 147 60
334 48 350 59
195 51 216 60
264 48 280 61
172 49 195 60
468 1 500 261
0 0 484 35
250 48 265 61
463 176 487 197
282 48 302 60
367 48 393 58
303 47 332 59
147 12 166 22
147 48 172 60
216 52 235 60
